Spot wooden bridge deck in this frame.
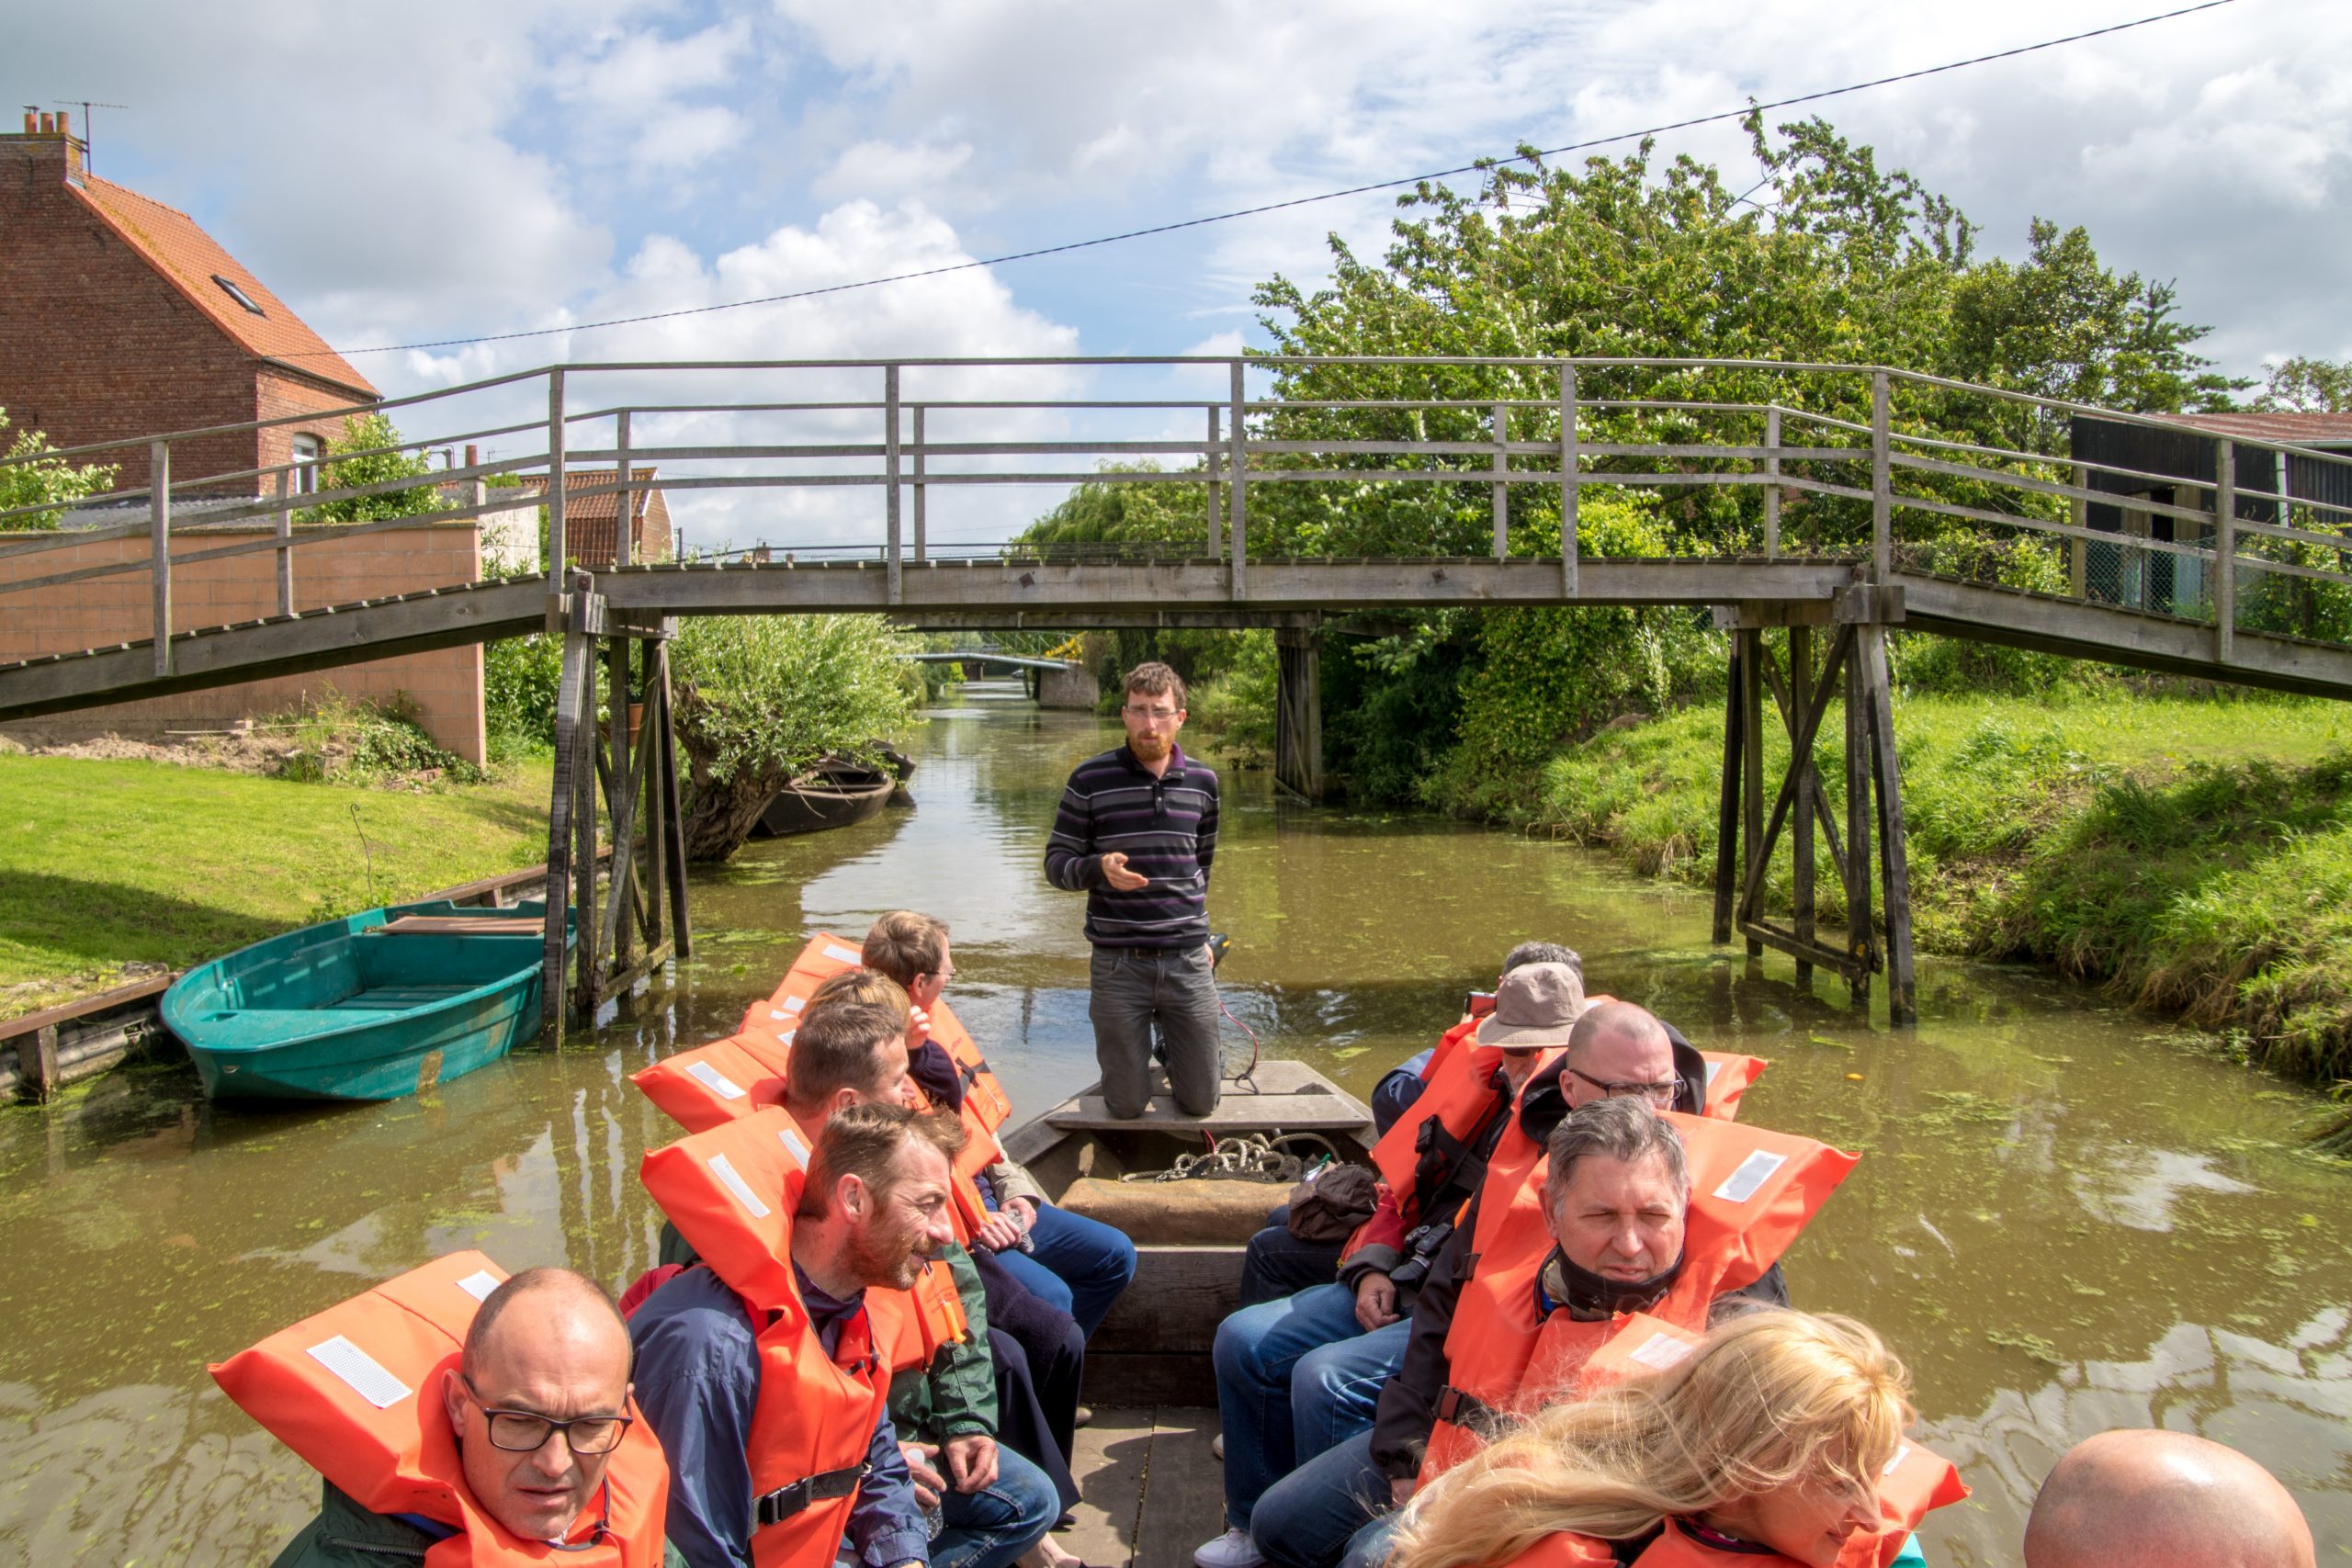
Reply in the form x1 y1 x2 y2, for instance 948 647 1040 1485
9 552 2352 723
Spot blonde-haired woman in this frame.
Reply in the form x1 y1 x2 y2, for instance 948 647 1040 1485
1383 1311 1961 1568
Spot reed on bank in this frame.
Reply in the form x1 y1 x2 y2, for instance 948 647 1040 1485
1516 690 2352 1083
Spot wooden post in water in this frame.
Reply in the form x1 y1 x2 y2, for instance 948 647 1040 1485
1709 596 1911 1021
1790 624 1815 989
541 608 595 1046
1273 617 1325 802
1710 631 1746 948
1738 627 1764 959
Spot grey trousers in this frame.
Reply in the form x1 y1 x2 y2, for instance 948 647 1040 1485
1089 943 1223 1118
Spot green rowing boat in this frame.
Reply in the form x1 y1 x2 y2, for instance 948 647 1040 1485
161 900 573 1101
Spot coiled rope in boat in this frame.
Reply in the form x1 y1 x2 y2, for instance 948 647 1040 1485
1117 1130 1340 1184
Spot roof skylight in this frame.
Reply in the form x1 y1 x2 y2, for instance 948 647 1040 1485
212 275 266 316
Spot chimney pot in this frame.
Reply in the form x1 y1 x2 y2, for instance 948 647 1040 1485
55 111 69 139
466 444 480 468
39 112 54 134
21 109 35 134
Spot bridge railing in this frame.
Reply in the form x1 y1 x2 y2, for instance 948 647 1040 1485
4 357 2350 676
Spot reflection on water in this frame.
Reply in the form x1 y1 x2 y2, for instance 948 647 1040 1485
1 680 2346 1562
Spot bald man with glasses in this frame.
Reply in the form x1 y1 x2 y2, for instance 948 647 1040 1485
1045 660 1225 1119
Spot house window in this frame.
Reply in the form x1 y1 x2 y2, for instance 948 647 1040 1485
212 274 266 315
290 434 322 494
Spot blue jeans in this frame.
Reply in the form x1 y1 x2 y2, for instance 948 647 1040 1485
1251 1430 1391 1568
1238 1211 1345 1307
987 1198 1137 1340
1214 1283 1410 1530
933 1443 1061 1568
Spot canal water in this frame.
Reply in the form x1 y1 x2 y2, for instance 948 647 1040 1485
1 681 2346 1564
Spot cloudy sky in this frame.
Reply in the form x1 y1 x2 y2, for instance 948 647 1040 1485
17 0 2350 549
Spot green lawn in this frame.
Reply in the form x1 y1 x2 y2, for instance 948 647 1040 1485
0 755 554 1019
1531 689 2352 1080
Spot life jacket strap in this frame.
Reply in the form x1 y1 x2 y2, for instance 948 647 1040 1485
754 1461 872 1528
1433 1385 1498 1428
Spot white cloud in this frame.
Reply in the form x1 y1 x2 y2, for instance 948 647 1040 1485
815 140 977 205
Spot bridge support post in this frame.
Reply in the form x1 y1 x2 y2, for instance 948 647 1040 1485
1711 587 1915 1024
539 577 690 1045
1274 617 1325 801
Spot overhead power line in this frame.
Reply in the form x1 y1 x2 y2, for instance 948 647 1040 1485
322 0 2237 359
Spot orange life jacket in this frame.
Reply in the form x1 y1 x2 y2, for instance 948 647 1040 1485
1695 1053 1766 1122
1358 1042 1561 1258
763 931 1015 1237
633 1035 793 1134
209 1251 671 1568
1423 1112 1858 1479
1497 1440 1966 1568
638 1109 898 1568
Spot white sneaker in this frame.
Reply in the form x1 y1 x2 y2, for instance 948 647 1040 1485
1211 1433 1225 1461
1194 1529 1263 1568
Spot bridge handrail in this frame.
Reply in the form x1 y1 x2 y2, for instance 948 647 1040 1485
6 355 2352 686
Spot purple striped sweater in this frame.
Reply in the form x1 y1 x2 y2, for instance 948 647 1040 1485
1043 742 1219 949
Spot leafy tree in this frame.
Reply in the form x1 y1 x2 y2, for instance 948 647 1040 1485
0 408 119 531
669 614 921 860
1019 462 1209 551
2254 356 2352 413
300 413 447 524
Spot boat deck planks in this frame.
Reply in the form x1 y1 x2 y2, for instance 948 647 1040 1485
1061 1407 1225 1568
1043 1060 1375 1136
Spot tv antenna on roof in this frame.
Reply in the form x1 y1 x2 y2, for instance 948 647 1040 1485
51 100 128 173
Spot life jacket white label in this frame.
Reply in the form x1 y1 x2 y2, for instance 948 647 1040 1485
778 1128 810 1168
1704 1060 1723 1088
822 942 863 965
686 1062 747 1100
1627 1331 1695 1371
707 1152 770 1218
1884 1443 1911 1476
1712 1149 1788 1204
308 1335 413 1409
781 996 806 1013
455 1270 502 1303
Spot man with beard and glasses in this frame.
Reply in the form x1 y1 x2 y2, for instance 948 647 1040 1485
628 1103 964 1568
1045 660 1224 1120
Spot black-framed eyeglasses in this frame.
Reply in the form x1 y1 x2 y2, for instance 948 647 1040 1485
461 1375 633 1456
1566 1066 1678 1106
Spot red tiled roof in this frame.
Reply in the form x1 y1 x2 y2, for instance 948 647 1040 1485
528 468 665 567
72 175 378 401
2168 411 2352 447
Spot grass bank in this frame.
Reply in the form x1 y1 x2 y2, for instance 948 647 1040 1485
0 754 554 1018
1514 690 2352 1083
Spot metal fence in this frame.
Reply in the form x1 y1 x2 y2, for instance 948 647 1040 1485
5 355 2351 677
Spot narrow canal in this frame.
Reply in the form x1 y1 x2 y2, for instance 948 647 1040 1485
1 681 2346 1564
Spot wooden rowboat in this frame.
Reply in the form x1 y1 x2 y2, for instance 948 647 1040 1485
1001 1059 1378 1403
161 900 572 1101
752 759 898 838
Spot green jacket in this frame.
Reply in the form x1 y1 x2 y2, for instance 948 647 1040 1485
657 1222 998 1444
267 1479 689 1567
887 1240 998 1443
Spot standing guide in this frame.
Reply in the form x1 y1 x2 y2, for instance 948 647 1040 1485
1044 661 1224 1120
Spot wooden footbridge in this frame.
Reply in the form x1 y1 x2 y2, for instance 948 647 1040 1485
6 355 2350 1028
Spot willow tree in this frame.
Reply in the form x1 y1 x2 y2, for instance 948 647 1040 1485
669 613 921 860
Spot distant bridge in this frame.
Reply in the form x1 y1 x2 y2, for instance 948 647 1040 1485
7 353 2351 1028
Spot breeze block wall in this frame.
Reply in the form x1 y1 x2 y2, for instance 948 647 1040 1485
0 520 488 765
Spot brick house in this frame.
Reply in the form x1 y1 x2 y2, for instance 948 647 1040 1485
541 468 673 567
0 112 492 763
0 110 378 496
